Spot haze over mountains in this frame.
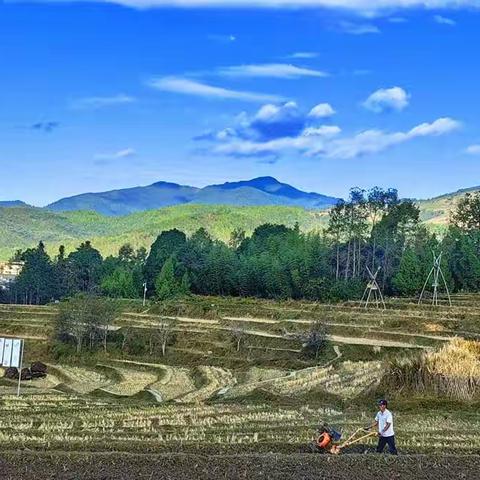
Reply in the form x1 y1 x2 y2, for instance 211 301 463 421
45 177 341 216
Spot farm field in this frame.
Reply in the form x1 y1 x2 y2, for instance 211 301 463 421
1 294 480 478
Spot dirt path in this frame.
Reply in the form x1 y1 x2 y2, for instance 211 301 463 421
328 335 426 349
0 332 48 340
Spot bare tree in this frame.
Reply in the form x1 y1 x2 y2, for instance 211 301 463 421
56 294 118 353
151 318 177 356
286 320 329 361
121 326 132 352
305 320 328 360
229 322 247 352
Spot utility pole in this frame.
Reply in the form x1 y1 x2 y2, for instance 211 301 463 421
142 282 148 307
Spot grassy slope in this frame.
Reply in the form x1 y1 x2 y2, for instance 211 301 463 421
0 204 328 260
418 185 480 227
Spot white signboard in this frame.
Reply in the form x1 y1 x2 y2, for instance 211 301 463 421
11 339 22 368
2 338 13 367
0 337 23 368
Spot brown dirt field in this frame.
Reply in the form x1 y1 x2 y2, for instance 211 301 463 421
0 452 479 480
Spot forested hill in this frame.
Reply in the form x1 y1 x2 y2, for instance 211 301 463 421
0 204 328 260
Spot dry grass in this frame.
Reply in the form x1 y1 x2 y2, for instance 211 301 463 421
98 365 158 397
179 366 236 403
386 338 480 400
50 365 111 394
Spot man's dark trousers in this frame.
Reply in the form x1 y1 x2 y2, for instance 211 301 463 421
376 435 398 455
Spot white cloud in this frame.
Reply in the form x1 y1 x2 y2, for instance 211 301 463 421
148 76 284 103
302 125 342 137
309 103 336 118
433 14 456 25
41 0 480 15
94 148 137 160
254 101 298 121
338 21 380 34
408 117 460 136
212 125 341 157
208 117 461 159
217 63 329 78
324 117 461 158
71 94 135 110
465 144 480 155
287 52 319 59
363 86 410 113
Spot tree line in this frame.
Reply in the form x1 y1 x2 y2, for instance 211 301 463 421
2 188 480 305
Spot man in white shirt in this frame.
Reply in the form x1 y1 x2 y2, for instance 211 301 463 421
367 399 398 454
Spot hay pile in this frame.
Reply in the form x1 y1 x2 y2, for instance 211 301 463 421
386 338 480 400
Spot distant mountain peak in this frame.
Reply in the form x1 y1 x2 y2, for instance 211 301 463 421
46 177 340 216
150 181 186 189
0 200 28 208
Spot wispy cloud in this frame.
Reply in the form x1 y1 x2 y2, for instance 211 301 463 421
337 21 380 35
388 16 408 23
433 14 456 25
286 52 319 59
324 117 461 159
148 76 285 103
30 121 60 133
94 148 136 161
465 144 480 155
217 63 329 79
363 86 410 113
71 94 135 110
29 1 480 15
208 34 236 42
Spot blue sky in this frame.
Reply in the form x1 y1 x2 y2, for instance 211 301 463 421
0 1 480 206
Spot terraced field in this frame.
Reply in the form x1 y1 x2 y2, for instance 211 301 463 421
1 295 479 405
0 389 478 456
1 294 480 479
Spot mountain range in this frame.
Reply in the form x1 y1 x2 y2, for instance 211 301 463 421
45 177 341 216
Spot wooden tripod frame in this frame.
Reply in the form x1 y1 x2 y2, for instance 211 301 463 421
418 251 452 307
361 266 386 310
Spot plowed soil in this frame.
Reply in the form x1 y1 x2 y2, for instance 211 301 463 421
0 452 479 480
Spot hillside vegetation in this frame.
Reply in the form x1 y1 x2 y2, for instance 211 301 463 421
0 204 328 260
1 184 479 261
418 185 480 227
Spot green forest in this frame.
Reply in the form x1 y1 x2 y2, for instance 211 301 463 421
2 187 480 305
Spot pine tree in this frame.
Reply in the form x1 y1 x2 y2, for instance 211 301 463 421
155 256 180 300
393 248 423 296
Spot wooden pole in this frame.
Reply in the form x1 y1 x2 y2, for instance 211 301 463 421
17 339 24 397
